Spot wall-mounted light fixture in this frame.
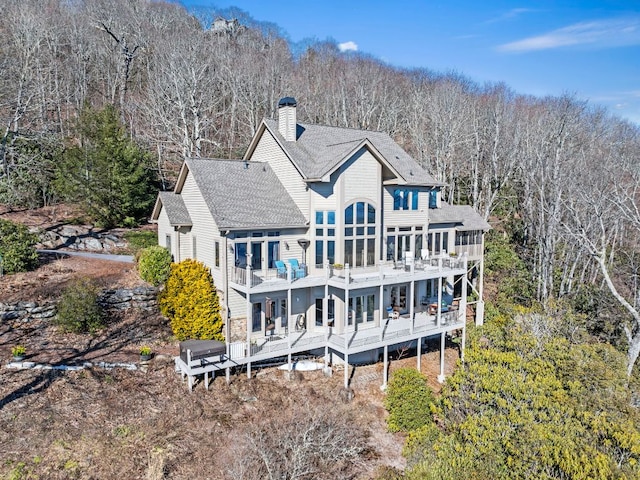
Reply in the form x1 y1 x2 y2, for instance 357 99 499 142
284 241 289 250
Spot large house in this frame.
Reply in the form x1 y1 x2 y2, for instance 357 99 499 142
151 97 490 390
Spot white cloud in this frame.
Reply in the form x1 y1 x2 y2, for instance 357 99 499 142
498 16 640 52
486 8 536 24
338 41 358 52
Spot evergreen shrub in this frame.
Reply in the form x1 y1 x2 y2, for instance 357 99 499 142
159 259 223 341
55 278 104 333
138 246 172 286
385 368 435 432
0 219 39 274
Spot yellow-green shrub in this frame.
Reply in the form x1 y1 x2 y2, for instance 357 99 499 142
138 245 171 286
159 259 223 341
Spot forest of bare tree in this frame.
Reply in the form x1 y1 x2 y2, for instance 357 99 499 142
1 0 640 375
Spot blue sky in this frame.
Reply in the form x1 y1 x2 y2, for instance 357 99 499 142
180 1 640 124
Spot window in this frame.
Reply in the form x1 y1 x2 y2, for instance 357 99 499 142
427 230 449 255
386 226 424 262
280 299 287 329
344 202 376 267
192 236 197 259
252 302 262 332
165 235 172 255
350 294 375 324
315 210 336 267
429 190 438 209
268 240 280 268
214 241 220 267
251 242 261 269
233 231 280 269
316 299 323 327
393 189 419 211
235 242 247 267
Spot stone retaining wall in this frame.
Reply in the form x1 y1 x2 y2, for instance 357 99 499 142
0 287 158 322
36 225 127 252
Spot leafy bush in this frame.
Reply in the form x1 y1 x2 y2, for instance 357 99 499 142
138 246 172 286
159 259 223 341
384 368 435 432
0 219 39 274
54 278 104 333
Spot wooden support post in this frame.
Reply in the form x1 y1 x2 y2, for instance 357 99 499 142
247 362 251 379
344 352 349 389
437 332 446 383
382 344 388 390
417 336 422 372
461 324 466 363
226 367 230 384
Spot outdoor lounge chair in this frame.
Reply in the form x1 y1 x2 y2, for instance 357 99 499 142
275 260 287 277
287 258 306 279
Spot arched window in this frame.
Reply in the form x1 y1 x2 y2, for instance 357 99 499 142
344 201 376 267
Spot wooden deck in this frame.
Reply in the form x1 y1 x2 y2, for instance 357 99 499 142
175 309 463 389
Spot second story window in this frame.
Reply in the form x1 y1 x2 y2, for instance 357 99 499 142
429 190 438 209
345 202 376 267
393 189 419 211
315 210 335 267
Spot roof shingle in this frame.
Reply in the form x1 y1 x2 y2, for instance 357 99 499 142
158 191 192 227
263 119 441 186
429 203 491 231
185 158 307 230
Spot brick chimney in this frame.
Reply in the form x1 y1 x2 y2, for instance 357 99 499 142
278 97 297 142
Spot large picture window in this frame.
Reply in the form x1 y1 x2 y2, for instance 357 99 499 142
344 201 376 267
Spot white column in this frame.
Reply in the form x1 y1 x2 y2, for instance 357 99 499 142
417 336 422 371
410 279 415 334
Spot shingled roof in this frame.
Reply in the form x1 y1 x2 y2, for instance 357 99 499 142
428 203 491 231
184 158 307 230
260 119 442 186
154 191 192 227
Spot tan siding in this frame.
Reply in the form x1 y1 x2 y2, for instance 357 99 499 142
248 129 309 219
228 289 247 320
178 227 191 261
343 149 379 205
383 186 429 226
181 171 218 270
157 209 174 258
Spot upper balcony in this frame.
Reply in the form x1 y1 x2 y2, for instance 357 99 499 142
229 254 468 293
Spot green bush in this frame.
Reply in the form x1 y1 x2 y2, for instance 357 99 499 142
159 259 224 341
138 246 172 286
0 219 39 274
385 368 435 433
54 278 104 333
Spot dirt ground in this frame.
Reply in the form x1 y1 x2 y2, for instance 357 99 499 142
0 206 461 479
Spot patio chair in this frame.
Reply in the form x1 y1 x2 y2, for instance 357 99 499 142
275 260 287 277
287 258 306 279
